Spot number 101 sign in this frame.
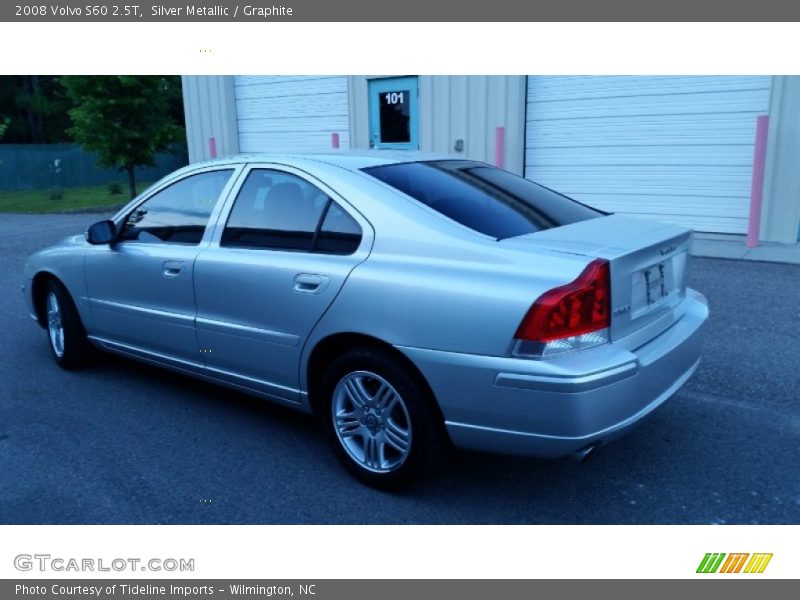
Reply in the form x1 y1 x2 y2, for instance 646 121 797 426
384 91 407 106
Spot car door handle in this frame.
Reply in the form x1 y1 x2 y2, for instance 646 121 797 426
293 274 328 294
162 260 185 278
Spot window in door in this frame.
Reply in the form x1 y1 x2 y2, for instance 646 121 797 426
221 169 362 255
119 169 233 245
368 76 419 150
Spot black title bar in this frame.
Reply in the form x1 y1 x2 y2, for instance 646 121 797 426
3 579 798 600
4 1 800 21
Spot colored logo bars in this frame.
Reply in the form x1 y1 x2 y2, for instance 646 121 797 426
697 553 773 574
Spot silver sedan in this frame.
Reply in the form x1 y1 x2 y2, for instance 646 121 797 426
23 153 708 488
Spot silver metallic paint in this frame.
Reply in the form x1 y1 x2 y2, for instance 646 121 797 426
23 152 708 459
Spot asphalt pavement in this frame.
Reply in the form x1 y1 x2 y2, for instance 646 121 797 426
1 212 798 524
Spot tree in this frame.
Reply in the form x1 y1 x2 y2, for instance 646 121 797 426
0 76 74 143
0 116 9 140
61 76 185 198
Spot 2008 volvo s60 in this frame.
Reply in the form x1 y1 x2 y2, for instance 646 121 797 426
23 153 708 488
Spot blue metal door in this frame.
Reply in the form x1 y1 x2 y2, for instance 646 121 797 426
368 77 419 150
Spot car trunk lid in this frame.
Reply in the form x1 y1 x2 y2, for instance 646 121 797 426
500 214 693 343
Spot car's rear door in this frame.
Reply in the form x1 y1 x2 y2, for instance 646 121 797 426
84 167 239 365
193 164 373 402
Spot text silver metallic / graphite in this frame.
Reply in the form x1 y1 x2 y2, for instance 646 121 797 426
151 5 293 17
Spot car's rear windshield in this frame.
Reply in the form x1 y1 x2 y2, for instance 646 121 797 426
363 160 604 239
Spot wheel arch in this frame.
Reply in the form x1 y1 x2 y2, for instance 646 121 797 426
305 332 445 425
30 271 62 329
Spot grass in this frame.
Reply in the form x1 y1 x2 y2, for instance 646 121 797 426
0 181 153 214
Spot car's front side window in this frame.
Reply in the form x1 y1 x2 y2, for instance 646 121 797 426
119 169 234 245
221 169 362 254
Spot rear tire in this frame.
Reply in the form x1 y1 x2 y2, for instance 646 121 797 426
320 347 447 490
43 279 93 370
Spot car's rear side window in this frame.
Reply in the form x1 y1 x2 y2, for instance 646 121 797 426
314 202 363 254
363 160 603 239
221 169 362 255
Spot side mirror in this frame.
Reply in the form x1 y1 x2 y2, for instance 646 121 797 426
86 220 117 245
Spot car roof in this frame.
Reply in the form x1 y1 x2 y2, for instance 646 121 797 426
188 150 455 172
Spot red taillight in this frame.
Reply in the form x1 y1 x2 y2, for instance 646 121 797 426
515 259 610 343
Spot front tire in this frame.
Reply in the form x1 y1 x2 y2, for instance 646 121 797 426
44 279 93 370
320 347 447 489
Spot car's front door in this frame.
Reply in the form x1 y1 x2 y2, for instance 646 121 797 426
193 165 372 402
84 168 237 365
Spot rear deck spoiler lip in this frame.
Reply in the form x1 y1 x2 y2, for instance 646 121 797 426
498 215 693 261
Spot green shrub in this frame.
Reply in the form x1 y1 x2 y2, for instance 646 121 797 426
107 182 122 195
49 188 64 201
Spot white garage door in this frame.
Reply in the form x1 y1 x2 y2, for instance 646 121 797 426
234 76 350 153
524 76 772 233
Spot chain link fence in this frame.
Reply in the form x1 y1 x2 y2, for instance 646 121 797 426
0 144 188 191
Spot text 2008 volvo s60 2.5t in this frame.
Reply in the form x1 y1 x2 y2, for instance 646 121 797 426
23 153 708 488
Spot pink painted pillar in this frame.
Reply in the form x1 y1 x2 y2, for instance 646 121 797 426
208 137 218 159
331 132 340 149
494 126 505 169
746 115 769 248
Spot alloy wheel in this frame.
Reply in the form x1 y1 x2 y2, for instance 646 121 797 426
332 370 412 473
47 291 65 358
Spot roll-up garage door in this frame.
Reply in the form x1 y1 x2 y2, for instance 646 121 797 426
234 76 350 153
524 76 772 233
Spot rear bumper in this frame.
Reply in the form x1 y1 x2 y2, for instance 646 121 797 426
398 289 708 458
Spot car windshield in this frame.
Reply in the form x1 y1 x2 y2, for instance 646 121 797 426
363 160 604 239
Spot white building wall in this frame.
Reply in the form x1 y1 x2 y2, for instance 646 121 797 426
524 76 773 234
182 75 240 163
420 75 526 175
761 76 800 243
182 74 799 243
349 76 526 175
234 76 350 153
